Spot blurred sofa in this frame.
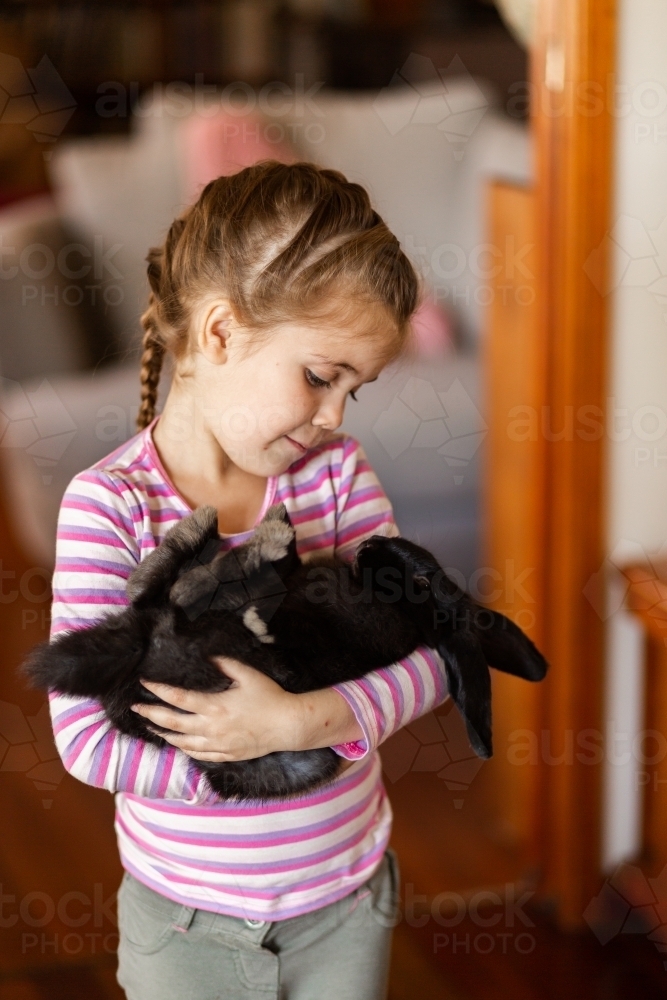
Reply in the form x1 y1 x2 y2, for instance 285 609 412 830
0 77 531 575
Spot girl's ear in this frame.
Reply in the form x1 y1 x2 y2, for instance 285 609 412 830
198 299 237 365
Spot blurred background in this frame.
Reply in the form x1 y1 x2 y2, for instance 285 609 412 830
1 1 667 997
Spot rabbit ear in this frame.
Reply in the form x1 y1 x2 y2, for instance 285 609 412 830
236 503 296 574
21 610 146 698
475 608 548 682
127 505 219 605
439 630 493 759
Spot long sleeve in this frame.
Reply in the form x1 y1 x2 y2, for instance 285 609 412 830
48 469 218 804
328 437 450 761
330 647 449 760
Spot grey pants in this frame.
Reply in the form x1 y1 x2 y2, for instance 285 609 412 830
116 848 400 1000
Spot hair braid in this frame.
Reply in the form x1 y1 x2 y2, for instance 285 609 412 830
136 293 165 431
136 217 190 431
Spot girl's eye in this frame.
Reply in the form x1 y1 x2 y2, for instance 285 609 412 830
305 368 357 400
305 369 331 390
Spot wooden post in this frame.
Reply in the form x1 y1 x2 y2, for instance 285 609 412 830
483 181 545 868
531 0 617 926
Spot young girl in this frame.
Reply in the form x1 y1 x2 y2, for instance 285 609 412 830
48 162 448 1000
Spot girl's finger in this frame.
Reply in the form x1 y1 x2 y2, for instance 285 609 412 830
138 680 212 713
184 750 233 762
210 657 256 679
211 658 286 697
132 702 201 734
148 729 212 753
153 727 259 761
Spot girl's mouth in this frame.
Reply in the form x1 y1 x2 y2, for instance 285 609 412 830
284 435 307 454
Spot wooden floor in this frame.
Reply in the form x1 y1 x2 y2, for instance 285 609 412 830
1 476 665 1000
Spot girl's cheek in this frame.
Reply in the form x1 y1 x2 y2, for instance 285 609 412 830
258 404 305 442
274 390 313 433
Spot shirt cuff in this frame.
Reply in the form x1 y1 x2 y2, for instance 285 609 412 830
329 683 373 760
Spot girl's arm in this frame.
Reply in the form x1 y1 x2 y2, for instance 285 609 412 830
54 441 448 781
48 469 218 804
127 436 450 768
326 436 450 762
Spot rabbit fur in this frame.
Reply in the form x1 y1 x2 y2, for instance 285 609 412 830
23 503 548 801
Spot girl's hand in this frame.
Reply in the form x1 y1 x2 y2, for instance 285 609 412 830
130 658 362 768
131 658 303 762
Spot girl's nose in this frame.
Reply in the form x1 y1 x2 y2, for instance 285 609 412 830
312 395 346 432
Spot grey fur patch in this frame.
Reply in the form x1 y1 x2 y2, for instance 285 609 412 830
237 504 295 573
170 564 218 607
174 505 219 546
127 505 218 603
243 605 275 643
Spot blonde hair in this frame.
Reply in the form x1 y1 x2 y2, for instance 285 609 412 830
137 160 419 431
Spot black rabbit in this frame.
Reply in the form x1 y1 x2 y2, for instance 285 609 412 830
23 503 548 801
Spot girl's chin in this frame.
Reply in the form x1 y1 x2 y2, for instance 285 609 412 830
264 438 309 473
227 438 306 477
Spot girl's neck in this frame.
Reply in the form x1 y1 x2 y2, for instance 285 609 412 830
151 397 269 535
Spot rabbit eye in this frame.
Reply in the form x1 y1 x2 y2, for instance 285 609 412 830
414 575 430 591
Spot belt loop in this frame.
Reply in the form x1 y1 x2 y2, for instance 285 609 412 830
172 903 197 933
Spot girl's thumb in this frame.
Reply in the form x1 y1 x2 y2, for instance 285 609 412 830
212 655 252 683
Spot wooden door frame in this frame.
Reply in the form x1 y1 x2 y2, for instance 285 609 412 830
530 0 617 927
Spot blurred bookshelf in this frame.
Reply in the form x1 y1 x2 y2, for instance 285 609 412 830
0 0 527 138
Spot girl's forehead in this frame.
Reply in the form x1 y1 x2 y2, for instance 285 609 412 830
282 311 399 366
308 335 394 378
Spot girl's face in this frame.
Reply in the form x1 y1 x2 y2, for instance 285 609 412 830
176 299 398 477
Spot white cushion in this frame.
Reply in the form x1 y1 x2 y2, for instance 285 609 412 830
0 364 143 567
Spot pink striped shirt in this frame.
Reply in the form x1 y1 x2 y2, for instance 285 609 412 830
48 415 448 920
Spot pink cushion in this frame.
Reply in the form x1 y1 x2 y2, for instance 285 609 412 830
179 109 295 203
409 296 454 357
